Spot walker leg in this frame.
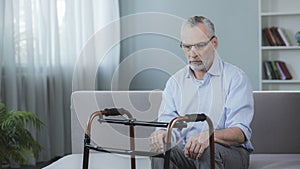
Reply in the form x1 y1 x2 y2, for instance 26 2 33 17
130 125 136 169
163 143 171 169
82 134 90 169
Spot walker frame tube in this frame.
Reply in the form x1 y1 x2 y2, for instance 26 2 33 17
82 108 183 169
82 109 215 169
164 114 215 169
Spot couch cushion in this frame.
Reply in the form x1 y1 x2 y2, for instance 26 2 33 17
43 153 300 169
249 154 300 169
42 153 150 169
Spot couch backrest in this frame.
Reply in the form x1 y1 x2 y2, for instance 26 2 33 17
251 91 300 154
71 91 163 153
71 91 300 154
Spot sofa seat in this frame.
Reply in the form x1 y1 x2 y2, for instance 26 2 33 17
249 154 300 169
43 153 300 169
42 153 150 169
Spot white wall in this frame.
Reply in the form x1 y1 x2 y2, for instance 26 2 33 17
119 0 259 90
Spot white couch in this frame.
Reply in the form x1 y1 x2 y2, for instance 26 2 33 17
43 91 300 169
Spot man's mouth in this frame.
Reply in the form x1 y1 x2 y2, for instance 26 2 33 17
190 60 203 65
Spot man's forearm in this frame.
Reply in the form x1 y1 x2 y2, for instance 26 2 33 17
214 127 246 146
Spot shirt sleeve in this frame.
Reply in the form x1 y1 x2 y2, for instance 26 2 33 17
157 77 178 122
156 77 182 142
224 71 254 142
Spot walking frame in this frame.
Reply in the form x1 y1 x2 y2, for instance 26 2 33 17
82 108 215 169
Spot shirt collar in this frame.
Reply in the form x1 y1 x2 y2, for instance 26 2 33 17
207 54 223 76
185 66 193 78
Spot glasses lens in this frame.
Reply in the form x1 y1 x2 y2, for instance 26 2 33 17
195 42 207 50
184 45 192 51
180 43 190 51
180 36 214 51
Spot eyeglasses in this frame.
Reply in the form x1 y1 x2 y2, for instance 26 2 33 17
180 35 215 52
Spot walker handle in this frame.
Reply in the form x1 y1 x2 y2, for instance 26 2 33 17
184 113 207 122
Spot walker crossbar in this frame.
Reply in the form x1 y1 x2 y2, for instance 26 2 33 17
85 144 165 158
97 118 187 128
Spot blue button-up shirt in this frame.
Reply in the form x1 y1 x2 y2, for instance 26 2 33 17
158 55 254 152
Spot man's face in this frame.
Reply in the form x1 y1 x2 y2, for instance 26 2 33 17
180 23 217 71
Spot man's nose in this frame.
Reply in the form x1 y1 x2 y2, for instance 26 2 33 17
189 47 199 57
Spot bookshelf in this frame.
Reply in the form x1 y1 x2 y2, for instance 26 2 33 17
259 0 300 90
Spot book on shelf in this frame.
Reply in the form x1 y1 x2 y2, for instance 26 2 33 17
275 60 292 80
262 28 277 46
262 30 270 46
263 61 278 79
263 61 273 80
263 60 292 80
270 60 281 79
277 27 291 46
271 27 285 46
276 61 286 80
262 27 291 46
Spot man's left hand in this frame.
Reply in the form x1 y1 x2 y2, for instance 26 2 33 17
184 130 210 160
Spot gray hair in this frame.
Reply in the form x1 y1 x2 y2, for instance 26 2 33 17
183 16 215 37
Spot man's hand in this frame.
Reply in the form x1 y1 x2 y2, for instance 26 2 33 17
183 127 246 160
149 130 167 152
184 130 210 160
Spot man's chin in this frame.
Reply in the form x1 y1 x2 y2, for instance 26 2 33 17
189 64 205 71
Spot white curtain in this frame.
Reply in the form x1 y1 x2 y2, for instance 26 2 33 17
0 0 120 163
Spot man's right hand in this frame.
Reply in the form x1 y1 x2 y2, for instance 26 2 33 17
149 130 167 152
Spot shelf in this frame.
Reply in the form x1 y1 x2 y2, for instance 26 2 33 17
259 0 300 91
261 46 300 50
261 12 300 16
262 80 300 84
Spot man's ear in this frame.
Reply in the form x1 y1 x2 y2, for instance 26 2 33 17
213 36 218 48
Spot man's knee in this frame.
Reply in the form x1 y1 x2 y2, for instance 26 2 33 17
198 143 249 169
151 156 164 169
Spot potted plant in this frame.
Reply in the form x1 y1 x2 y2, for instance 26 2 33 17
0 102 43 168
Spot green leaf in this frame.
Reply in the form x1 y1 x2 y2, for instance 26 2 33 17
0 103 43 165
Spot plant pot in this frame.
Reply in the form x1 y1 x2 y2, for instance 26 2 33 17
1 162 9 169
9 159 20 168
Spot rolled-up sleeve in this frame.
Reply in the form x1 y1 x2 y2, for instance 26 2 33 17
157 77 183 142
224 70 254 148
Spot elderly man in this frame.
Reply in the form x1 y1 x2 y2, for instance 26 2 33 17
150 16 254 169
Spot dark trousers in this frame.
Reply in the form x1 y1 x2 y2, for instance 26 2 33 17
151 143 249 169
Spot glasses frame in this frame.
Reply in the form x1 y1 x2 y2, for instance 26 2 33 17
180 35 215 52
